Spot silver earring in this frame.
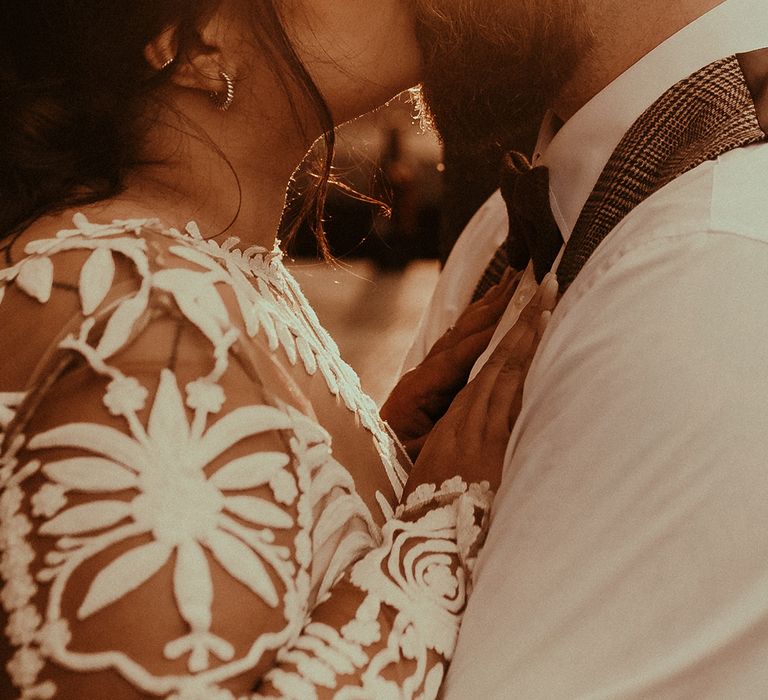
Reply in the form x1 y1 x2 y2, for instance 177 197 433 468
160 57 175 70
210 71 235 112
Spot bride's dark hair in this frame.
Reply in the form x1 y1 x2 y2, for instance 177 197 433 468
0 0 335 250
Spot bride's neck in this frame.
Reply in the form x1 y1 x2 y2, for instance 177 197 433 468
105 89 314 247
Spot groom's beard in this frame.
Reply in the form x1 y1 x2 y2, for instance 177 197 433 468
413 0 592 159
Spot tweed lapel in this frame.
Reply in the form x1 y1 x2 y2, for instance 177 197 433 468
471 54 766 302
471 243 510 302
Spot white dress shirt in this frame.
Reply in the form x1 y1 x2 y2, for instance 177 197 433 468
404 0 768 372
406 0 768 696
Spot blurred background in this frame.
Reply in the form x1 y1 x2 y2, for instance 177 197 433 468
284 91 501 404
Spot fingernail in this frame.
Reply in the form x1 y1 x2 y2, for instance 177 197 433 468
539 274 559 308
538 310 552 335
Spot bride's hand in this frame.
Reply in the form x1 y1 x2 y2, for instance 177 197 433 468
381 268 522 460
403 273 559 495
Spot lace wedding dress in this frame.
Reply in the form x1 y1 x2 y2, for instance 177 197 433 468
0 215 491 699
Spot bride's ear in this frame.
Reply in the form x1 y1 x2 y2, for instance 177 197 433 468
144 25 178 72
144 20 231 95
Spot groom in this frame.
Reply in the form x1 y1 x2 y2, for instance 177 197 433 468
408 0 768 696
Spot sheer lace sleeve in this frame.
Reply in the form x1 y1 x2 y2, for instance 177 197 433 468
253 479 492 699
0 215 491 700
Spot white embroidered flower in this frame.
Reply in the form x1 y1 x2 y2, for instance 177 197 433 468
103 376 149 416
1 540 35 581
5 605 42 646
185 379 225 414
170 677 236 700
0 486 23 522
396 483 438 516
441 475 467 493
351 507 468 660
341 616 381 648
0 571 36 612
0 514 32 552
6 645 44 688
399 624 419 660
269 469 298 505
0 214 415 697
36 618 72 657
362 676 401 700
29 369 299 672
341 593 382 647
23 680 57 700
14 257 54 303
30 484 68 518
423 562 458 599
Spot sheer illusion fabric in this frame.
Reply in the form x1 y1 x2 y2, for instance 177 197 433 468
0 216 491 699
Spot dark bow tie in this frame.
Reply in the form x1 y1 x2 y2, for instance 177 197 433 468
499 151 564 283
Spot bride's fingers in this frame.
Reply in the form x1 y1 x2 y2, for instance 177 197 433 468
538 309 552 337
481 273 557 370
484 324 537 436
498 303 554 429
473 267 522 316
428 272 560 438
496 276 557 424
417 319 501 393
479 267 518 305
466 274 559 431
462 319 534 429
426 268 522 358
441 324 499 376
537 273 559 312
453 270 519 332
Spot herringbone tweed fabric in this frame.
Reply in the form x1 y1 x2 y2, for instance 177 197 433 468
558 55 766 288
471 55 766 301
471 243 509 301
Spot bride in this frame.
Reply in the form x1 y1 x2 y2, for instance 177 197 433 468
0 1 555 697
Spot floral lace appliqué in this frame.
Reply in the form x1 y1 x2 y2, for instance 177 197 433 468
0 214 404 496
0 214 393 698
256 479 493 700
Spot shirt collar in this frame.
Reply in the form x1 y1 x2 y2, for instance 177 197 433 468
538 0 768 242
